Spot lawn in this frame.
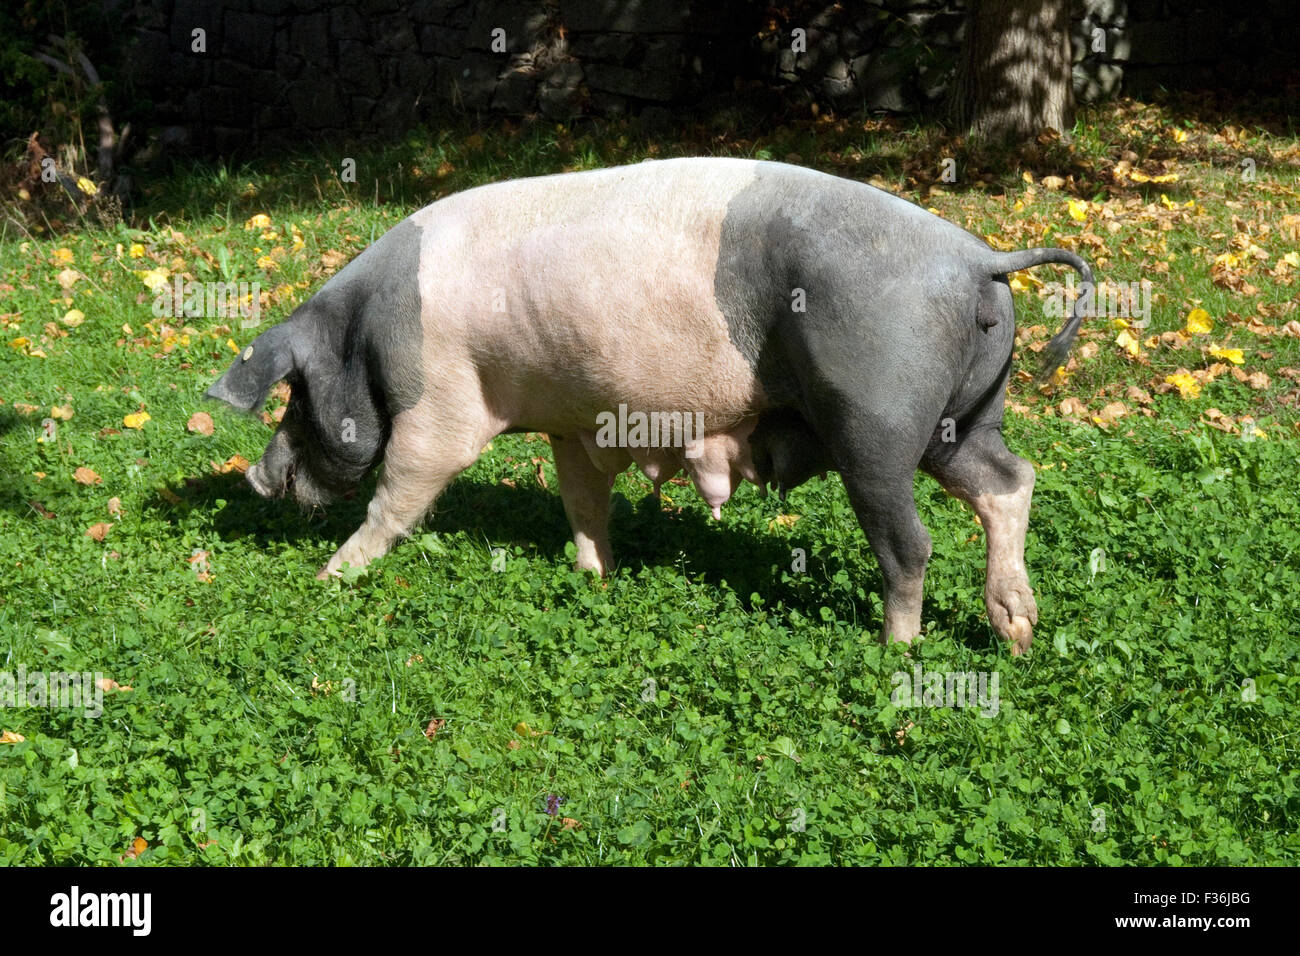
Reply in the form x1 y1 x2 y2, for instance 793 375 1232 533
1 99 1298 864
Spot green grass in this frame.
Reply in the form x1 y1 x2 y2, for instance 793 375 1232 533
1 103 1298 864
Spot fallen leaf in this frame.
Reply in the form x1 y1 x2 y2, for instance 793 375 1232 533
50 404 74 420
74 466 101 485
212 454 249 474
1091 401 1129 426
187 411 214 435
123 836 148 860
123 411 150 429
1185 308 1213 335
97 677 132 692
61 308 85 327
107 496 122 516
1208 344 1245 365
85 522 112 542
0 730 26 744
1165 371 1202 399
424 718 446 739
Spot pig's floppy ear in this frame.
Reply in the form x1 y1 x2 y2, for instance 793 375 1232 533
204 322 301 412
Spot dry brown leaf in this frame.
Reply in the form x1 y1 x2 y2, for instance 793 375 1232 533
187 410 214 435
73 466 101 485
107 496 122 516
97 677 132 693
424 718 446 739
0 730 26 744
1092 401 1129 425
85 522 112 542
1059 397 1088 418
212 454 249 474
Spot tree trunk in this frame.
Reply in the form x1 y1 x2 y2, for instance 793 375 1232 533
951 0 1075 143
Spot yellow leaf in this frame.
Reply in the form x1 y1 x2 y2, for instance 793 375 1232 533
9 336 30 349
1160 194 1176 209
1067 199 1088 221
1130 170 1179 183
51 405 74 420
76 176 98 196
61 308 85 327
226 337 240 353
1115 330 1142 356
0 730 26 744
137 267 169 290
1184 308 1213 335
1165 372 1202 399
123 411 151 429
1171 128 1187 142
1208 345 1244 365
52 248 74 264
244 213 272 230
128 243 145 257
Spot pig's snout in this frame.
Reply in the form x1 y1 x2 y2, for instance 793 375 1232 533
247 460 288 498
247 428 298 499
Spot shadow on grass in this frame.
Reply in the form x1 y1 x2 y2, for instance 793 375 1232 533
143 468 906 629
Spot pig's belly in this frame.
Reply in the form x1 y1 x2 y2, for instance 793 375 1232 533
479 364 764 515
573 417 763 518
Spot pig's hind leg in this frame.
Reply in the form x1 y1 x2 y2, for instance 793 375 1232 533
318 399 492 578
922 426 1038 654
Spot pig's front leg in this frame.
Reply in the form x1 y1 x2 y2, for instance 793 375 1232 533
318 403 489 578
552 432 625 575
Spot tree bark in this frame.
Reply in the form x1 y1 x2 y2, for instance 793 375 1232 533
951 0 1075 143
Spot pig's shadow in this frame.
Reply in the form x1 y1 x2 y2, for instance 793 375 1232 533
166 471 880 623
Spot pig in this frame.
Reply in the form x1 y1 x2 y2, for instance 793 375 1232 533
206 158 1094 654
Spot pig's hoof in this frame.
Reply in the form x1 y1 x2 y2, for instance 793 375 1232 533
1007 616 1034 655
987 581 1038 654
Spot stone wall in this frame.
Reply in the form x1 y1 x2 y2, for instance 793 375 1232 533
119 0 1298 152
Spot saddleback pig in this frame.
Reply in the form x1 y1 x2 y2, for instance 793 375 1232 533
207 158 1093 654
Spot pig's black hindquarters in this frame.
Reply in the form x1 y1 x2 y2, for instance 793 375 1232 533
748 408 836 501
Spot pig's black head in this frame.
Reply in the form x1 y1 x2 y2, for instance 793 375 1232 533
205 309 389 510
